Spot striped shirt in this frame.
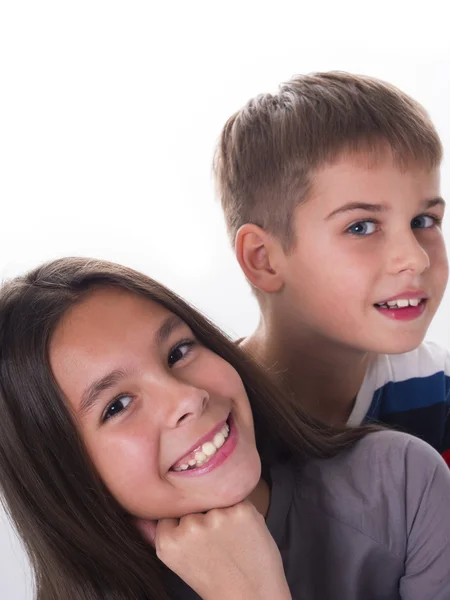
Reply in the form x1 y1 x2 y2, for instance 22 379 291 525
347 341 450 464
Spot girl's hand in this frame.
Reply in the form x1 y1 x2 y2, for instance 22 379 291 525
146 501 291 600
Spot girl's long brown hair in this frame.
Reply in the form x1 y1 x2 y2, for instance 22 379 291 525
0 257 377 600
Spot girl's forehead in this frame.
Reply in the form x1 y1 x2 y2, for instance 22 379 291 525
50 288 177 374
49 288 186 416
56 287 172 338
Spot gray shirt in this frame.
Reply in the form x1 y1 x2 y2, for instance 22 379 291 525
171 430 450 599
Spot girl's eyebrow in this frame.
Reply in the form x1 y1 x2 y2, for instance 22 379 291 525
154 314 185 347
79 369 128 419
78 314 186 418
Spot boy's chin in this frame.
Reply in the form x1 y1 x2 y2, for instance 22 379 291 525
365 333 427 355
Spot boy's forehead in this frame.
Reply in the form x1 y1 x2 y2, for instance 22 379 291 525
307 150 441 205
315 144 440 174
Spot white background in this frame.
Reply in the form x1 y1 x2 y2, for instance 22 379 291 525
1 1 449 597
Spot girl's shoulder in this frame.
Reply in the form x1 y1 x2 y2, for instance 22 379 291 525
289 431 450 554
338 428 444 471
303 429 448 501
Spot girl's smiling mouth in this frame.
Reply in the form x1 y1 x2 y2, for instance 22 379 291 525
170 415 236 476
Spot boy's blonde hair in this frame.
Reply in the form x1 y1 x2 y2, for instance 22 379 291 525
214 71 442 250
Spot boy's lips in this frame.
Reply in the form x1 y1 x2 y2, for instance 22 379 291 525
375 290 427 304
373 290 429 321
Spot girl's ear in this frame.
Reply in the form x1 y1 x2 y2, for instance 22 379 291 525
235 224 285 293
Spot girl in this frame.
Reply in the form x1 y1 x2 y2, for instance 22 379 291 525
0 257 449 600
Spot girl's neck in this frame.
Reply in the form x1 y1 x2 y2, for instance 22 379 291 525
248 478 271 517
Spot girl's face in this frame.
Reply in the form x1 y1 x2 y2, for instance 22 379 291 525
49 287 261 519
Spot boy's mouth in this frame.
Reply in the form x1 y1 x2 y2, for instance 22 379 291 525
374 298 424 309
170 418 231 472
373 295 427 320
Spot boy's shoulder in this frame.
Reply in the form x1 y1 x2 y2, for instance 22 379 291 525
381 340 450 381
349 342 450 423
373 342 450 407
348 342 450 453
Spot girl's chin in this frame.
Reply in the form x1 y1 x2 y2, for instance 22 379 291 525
145 474 262 520
131 449 262 521
190 468 262 514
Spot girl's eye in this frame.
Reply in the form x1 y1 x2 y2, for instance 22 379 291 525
411 215 438 229
102 395 132 422
346 220 377 236
168 341 195 367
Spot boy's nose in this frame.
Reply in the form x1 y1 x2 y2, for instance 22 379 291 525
386 231 430 276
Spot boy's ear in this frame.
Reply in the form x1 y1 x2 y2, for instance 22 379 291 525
235 224 284 293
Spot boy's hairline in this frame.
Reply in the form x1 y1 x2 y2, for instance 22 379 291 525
232 143 443 255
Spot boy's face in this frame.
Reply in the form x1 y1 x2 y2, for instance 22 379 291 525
279 151 448 354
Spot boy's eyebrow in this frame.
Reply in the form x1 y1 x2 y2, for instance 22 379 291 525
326 197 445 220
78 314 186 418
326 202 385 220
425 197 446 209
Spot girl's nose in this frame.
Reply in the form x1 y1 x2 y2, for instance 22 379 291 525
163 380 209 429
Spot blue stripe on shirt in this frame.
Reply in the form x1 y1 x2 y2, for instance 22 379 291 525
367 373 450 417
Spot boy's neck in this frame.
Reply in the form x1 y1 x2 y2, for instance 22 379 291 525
242 318 371 426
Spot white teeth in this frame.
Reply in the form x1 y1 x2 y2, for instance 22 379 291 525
202 442 217 457
377 298 423 309
213 432 225 448
173 421 231 472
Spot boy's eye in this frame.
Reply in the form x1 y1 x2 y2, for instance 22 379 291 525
168 341 195 367
346 220 377 236
102 395 132 422
411 215 437 229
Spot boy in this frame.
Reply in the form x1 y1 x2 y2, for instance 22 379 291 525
214 71 450 463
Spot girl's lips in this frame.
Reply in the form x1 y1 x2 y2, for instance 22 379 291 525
169 415 237 477
170 417 229 470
